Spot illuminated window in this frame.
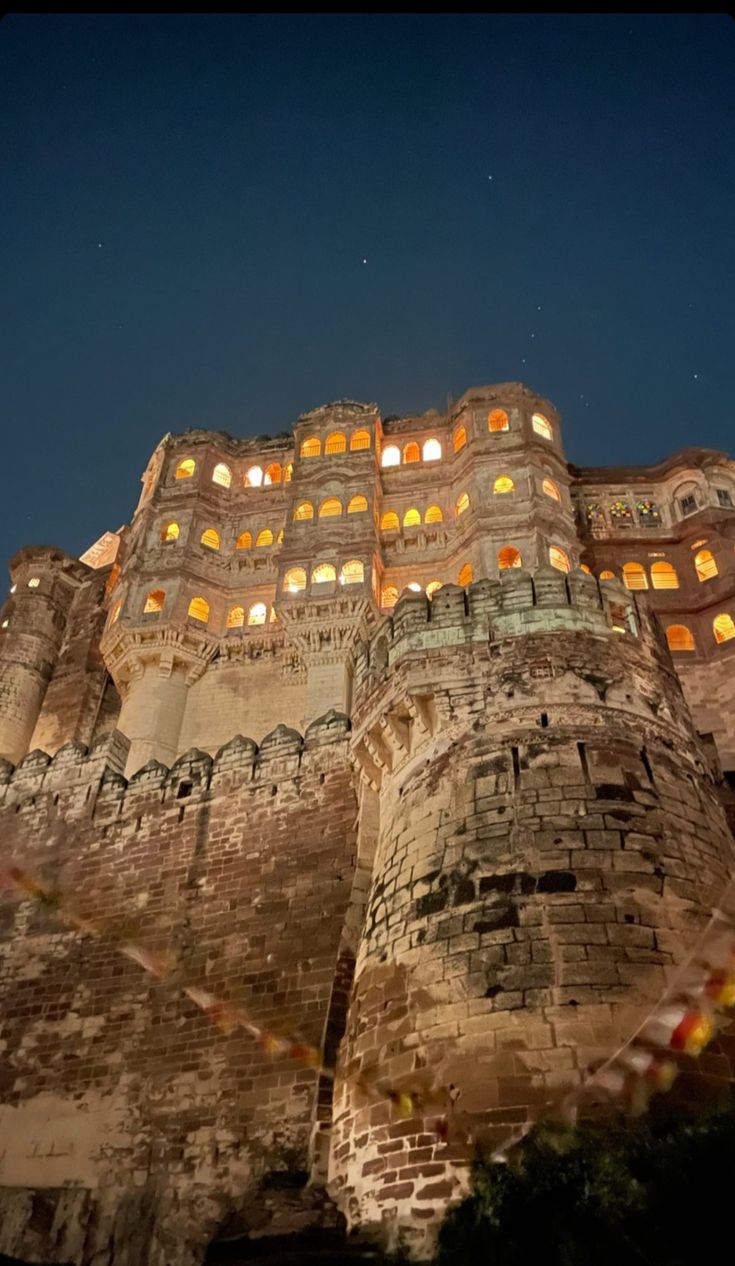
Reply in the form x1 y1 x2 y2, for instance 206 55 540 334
227 605 244 629
498 546 522 570
312 562 336 584
580 564 592 574
27 577 40 589
277 529 284 544
175 457 195 479
381 445 400 468
458 563 473 586
264 463 282 485
714 613 735 644
651 561 679 589
245 466 264 487
200 528 220 551
340 559 364 585
488 409 509 433
455 492 470 517
423 438 442 462
270 607 277 622
426 580 443 597
403 507 421 527
161 522 180 543
610 499 633 524
453 425 467 453
143 589 165 614
319 497 342 518
666 624 695 652
256 529 273 547
600 569 616 580
248 602 267 626
325 432 346 455
9 585 15 594
293 501 314 521
348 494 368 513
109 600 121 625
350 429 371 451
381 510 400 531
212 462 231 489
543 479 560 501
403 442 420 464
403 582 421 593
300 436 321 458
586 502 605 525
637 499 660 526
236 530 252 549
532 413 552 440
494 475 514 494
381 586 398 608
695 549 718 581
188 596 209 623
622 562 648 590
283 568 306 593
425 505 443 524
549 546 570 573
284 463 293 482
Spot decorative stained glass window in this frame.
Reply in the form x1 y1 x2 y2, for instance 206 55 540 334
636 499 661 526
586 502 605 525
609 499 633 524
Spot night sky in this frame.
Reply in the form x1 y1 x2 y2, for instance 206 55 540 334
2 14 733 561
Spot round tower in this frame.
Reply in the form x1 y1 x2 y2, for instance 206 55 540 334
330 567 735 1255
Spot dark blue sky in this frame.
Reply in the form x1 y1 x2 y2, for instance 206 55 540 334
2 14 733 560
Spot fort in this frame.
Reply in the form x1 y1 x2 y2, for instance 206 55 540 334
0 380 734 1264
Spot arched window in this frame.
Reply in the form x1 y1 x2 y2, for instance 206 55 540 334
403 442 420 464
350 429 371 451
200 528 220 551
549 545 570 573
236 530 252 550
188 596 209 623
610 499 633 524
109 600 121 626
403 507 421 527
622 562 648 590
348 494 368 514
248 602 267 626
586 502 605 526
455 492 470 517
227 605 244 629
458 563 473 586
27 578 40 588
425 505 443 524
319 497 342 518
245 466 263 487
293 501 314 521
494 475 514 494
651 561 679 590
212 463 231 489
284 463 293 482
580 564 592 574
453 425 467 453
381 585 398 608
498 546 522 570
264 463 282 485
300 436 321 458
714 613 735 644
543 478 560 501
340 559 364 585
256 529 273 547
406 582 422 593
488 409 509 433
532 413 552 440
694 549 718 581
600 569 616 580
161 522 180 543
423 438 442 462
381 445 400 468
175 457 195 479
325 432 346 455
426 580 443 598
312 562 336 584
666 624 695 652
144 589 165 614
636 499 660 525
283 568 306 593
381 510 400 531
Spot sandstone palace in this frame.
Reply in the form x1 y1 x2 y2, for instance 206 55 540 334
0 382 734 1264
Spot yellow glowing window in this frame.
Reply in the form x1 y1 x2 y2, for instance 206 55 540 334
175 457 196 479
600 569 616 580
283 568 306 593
458 563 473 586
248 602 267 626
312 562 336 584
256 529 273 547
188 596 209 623
325 432 346 455
27 577 40 588
403 442 420 464
498 546 522 570
549 545 570 573
350 429 371 451
200 528 220 551
244 465 263 487
381 511 400 531
494 475 514 495
423 438 442 462
622 562 648 590
212 462 232 489
264 463 282 485
543 478 560 501
227 605 244 629
406 582 422 593
236 530 252 550
143 589 165 614
284 463 293 482
403 507 421 527
425 505 443 524
666 624 695 652
488 409 509 433
695 549 718 582
381 585 398 608
348 494 368 514
456 492 470 517
532 413 552 440
161 522 180 543
277 529 284 544
340 559 364 585
109 600 121 625
651 561 679 590
300 436 321 458
714 613 735 644
293 501 314 521
580 564 592 574
381 445 400 468
319 497 342 518
426 580 443 597
270 607 277 622
453 425 467 453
